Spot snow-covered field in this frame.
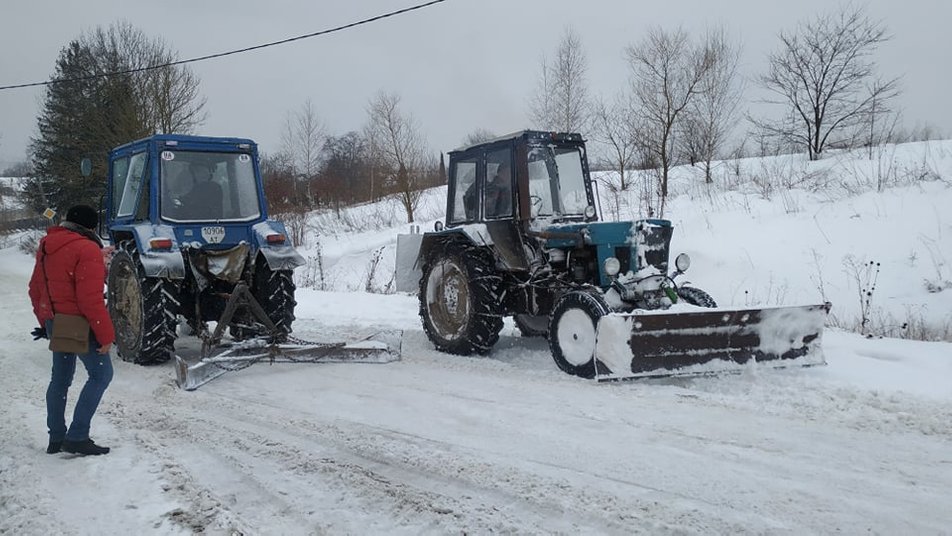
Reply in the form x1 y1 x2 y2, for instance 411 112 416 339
2 142 951 534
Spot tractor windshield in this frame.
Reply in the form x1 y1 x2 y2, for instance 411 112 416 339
159 150 262 222
526 144 589 219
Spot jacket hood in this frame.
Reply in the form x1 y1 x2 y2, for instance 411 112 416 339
41 224 103 255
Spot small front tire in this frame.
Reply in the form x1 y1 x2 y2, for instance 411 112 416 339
677 286 717 308
548 289 611 378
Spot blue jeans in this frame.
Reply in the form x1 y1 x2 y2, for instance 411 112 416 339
45 320 113 442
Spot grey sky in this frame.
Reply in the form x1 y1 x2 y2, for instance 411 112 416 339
0 0 947 168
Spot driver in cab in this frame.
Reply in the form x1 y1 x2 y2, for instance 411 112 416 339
180 162 223 220
484 162 512 218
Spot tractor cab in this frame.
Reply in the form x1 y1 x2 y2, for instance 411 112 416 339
446 130 596 227
106 135 268 247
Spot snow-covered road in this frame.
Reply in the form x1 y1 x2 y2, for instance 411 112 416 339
2 253 951 535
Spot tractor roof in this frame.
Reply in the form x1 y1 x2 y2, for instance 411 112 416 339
111 134 257 153
450 130 584 154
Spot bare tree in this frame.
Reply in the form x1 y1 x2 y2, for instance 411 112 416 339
364 92 428 223
755 4 901 160
626 27 713 216
679 27 744 183
460 128 497 147
529 27 590 132
591 93 638 204
85 21 206 134
281 100 326 206
592 94 639 190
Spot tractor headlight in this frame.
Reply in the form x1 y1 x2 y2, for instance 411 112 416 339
584 205 597 219
604 256 621 277
675 253 691 272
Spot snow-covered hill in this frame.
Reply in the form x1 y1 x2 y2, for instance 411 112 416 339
1 141 950 534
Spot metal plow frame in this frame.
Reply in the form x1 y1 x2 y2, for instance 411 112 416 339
593 303 831 382
175 334 402 391
174 281 401 390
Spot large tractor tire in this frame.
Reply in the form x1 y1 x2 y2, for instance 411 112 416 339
548 289 611 379
419 242 503 355
677 286 717 308
107 249 179 365
514 314 549 337
251 255 296 341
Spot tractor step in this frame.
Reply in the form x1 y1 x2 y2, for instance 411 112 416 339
592 303 831 381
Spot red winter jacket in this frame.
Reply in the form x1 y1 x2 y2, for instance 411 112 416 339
28 225 115 347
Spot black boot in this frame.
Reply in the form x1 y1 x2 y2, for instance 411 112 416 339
62 439 110 456
47 440 62 454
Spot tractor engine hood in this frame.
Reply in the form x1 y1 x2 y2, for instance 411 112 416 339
538 219 674 286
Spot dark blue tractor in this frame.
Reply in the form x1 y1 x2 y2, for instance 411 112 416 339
102 134 304 365
402 131 829 380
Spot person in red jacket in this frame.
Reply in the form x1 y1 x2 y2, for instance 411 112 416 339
28 205 115 456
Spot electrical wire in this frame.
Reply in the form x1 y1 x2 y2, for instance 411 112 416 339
0 0 450 92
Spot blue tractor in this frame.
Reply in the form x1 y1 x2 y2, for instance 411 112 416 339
404 131 830 380
102 134 304 365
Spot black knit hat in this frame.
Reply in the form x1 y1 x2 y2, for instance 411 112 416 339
65 205 98 230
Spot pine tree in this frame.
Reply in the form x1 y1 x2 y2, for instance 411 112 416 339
25 22 205 214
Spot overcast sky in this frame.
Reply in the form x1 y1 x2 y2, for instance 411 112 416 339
0 0 947 168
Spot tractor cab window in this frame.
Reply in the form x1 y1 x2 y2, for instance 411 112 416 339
160 151 262 222
113 151 148 218
450 160 477 223
484 149 513 219
526 145 588 219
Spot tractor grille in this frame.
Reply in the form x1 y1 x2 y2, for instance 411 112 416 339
637 224 673 272
614 247 632 275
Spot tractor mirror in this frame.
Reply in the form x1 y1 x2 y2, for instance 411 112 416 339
80 158 92 177
434 220 444 232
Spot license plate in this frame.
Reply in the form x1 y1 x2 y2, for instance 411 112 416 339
201 226 226 244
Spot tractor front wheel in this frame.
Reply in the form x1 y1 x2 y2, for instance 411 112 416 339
548 289 611 378
107 249 179 365
677 286 717 308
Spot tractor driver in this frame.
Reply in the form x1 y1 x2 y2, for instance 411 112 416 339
181 162 224 220
484 162 512 218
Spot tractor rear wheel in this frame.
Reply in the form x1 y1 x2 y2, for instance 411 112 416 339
514 314 549 337
419 242 503 355
548 289 611 378
107 249 179 365
252 255 296 341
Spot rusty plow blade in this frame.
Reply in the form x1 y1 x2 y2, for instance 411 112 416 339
175 330 402 391
592 303 832 381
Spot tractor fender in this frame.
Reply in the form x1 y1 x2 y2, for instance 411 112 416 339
418 224 493 266
251 221 305 271
110 223 185 279
120 223 187 279
394 225 492 294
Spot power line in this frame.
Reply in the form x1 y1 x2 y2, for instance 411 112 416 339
0 0 450 92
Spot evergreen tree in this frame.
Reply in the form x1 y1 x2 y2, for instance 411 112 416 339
26 41 146 212
26 22 205 214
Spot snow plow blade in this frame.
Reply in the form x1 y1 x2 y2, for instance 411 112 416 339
175 331 402 391
593 303 831 381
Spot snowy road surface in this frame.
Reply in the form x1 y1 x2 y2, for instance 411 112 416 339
2 256 951 535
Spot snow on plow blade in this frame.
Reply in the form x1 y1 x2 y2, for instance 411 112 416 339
175 331 402 391
593 303 831 381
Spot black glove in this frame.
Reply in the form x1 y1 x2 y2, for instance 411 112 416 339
32 326 48 340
